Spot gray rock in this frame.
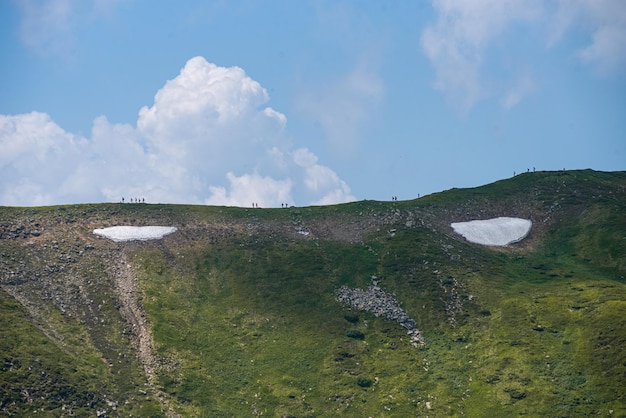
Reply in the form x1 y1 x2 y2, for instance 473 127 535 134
336 282 424 347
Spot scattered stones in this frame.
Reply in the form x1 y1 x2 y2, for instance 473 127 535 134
336 279 425 347
437 273 465 326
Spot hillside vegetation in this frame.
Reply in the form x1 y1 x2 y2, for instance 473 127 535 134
1 169 625 417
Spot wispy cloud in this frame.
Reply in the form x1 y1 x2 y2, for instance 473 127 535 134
296 57 385 157
0 57 355 207
554 0 626 76
420 0 542 113
501 75 537 110
15 0 76 55
295 2 386 157
13 0 126 56
421 0 626 112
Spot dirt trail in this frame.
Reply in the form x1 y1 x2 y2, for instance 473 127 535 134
109 249 180 418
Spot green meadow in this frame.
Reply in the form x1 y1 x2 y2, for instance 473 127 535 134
1 169 625 416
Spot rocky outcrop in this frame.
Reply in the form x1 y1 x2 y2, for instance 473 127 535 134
336 279 425 347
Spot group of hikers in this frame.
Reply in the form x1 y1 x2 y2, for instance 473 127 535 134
121 197 145 203
514 167 537 176
251 203 291 208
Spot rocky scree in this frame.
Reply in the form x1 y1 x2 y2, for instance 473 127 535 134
336 278 425 347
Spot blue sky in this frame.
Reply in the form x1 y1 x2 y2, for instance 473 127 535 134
1 0 625 207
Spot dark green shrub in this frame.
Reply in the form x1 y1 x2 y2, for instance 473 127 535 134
345 329 365 340
344 314 359 323
357 377 373 388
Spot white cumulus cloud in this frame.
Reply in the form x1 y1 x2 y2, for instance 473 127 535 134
0 57 355 207
0 112 87 205
293 148 355 205
205 172 292 208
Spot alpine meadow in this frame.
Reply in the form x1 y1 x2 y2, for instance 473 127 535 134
1 169 625 417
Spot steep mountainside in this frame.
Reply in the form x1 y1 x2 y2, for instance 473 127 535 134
1 169 625 417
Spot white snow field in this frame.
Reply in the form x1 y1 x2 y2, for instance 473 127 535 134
93 226 178 242
450 217 532 246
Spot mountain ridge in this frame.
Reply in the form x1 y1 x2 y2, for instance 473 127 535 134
1 169 625 416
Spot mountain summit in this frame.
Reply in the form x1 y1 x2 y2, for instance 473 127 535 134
1 169 625 417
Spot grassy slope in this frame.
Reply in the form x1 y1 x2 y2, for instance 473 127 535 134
0 287 163 417
134 170 626 417
1 169 625 417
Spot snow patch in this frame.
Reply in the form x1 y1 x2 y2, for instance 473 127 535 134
451 217 531 246
93 226 178 242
